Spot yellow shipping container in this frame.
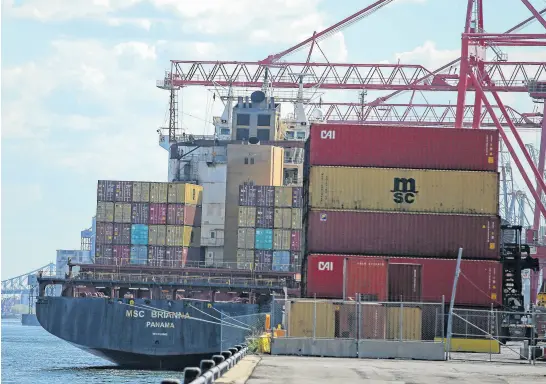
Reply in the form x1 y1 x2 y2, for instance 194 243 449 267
275 186 293 207
237 228 256 249
291 208 302 229
150 183 168 203
273 208 292 229
167 183 204 205
132 182 150 202
288 300 335 338
309 167 499 214
236 249 254 269
114 203 131 223
273 229 291 250
165 225 192 247
238 206 256 227
149 225 167 246
96 202 114 222
386 307 422 340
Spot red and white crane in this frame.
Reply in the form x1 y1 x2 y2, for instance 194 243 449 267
158 0 546 231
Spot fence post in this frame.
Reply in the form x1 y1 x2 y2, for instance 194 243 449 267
441 295 445 342
356 293 360 354
313 293 317 340
271 296 275 339
399 301 404 341
446 248 463 360
531 305 536 365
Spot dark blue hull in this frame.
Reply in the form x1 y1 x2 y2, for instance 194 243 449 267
36 297 261 370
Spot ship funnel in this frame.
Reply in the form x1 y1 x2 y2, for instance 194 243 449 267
248 137 260 145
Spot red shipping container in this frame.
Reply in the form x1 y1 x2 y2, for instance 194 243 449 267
388 263 422 302
112 245 130 265
308 124 499 171
304 255 388 300
149 203 167 225
306 254 502 307
290 230 302 251
306 210 500 259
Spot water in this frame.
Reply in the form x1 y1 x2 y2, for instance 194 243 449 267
1 320 181 384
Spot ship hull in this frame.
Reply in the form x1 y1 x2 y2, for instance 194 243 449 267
36 296 261 370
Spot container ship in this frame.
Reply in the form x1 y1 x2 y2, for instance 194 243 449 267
36 87 541 368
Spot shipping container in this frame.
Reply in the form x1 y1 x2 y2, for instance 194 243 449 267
148 245 166 267
190 227 201 247
165 225 192 247
272 250 290 272
290 230 302 251
337 303 387 339
255 228 273 250
237 228 255 249
386 307 422 340
112 223 131 245
275 186 293 207
168 183 203 205
132 181 150 202
167 204 185 226
291 251 302 271
308 124 499 171
273 229 291 250
238 206 256 228
95 244 113 259
149 225 167 246
256 207 274 228
255 250 273 271
187 247 205 264
131 203 149 224
345 257 389 301
256 186 275 207
112 245 130 265
308 167 499 214
305 254 502 307
131 224 149 245
388 264 422 302
239 184 257 206
96 202 114 222
306 210 500 259
149 203 167 225
291 208 302 229
115 181 133 202
288 300 335 338
150 183 168 203
273 208 292 229
96 222 114 244
292 187 303 208
97 180 116 202
165 246 187 268
236 249 254 269
113 203 132 223
130 245 148 265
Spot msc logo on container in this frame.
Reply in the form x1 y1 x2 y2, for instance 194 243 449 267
320 130 336 139
390 177 418 204
318 261 334 271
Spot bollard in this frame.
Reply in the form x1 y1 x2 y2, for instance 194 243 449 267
199 359 215 372
234 344 243 351
212 355 225 366
182 367 201 384
161 380 181 384
221 351 232 360
228 348 238 356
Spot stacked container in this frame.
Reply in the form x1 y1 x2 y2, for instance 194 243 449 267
237 184 303 272
95 180 203 268
303 124 501 308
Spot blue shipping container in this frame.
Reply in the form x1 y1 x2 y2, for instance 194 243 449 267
131 224 149 245
130 245 148 265
255 228 273 250
272 251 290 272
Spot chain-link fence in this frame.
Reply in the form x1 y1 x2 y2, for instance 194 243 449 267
270 297 445 342
448 307 546 363
220 311 269 351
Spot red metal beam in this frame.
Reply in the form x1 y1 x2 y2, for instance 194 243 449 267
534 101 546 229
520 0 546 30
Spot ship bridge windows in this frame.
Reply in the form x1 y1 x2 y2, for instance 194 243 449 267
236 128 250 141
236 113 250 126
257 114 272 126
285 131 295 139
219 128 230 135
296 131 306 140
257 129 270 141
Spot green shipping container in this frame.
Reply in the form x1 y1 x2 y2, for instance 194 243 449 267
114 203 132 223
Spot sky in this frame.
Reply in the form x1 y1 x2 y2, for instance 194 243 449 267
2 0 546 279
